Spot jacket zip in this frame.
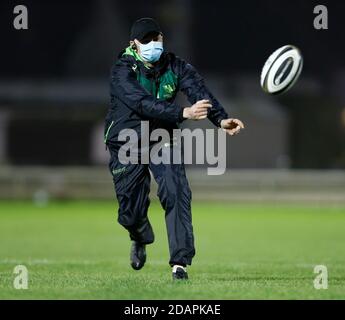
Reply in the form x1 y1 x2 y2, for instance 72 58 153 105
154 72 160 99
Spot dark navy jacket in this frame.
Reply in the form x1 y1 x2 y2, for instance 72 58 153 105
105 49 229 150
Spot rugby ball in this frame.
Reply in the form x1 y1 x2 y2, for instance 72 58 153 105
260 45 303 95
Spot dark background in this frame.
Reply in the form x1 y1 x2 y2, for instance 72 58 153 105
0 0 344 168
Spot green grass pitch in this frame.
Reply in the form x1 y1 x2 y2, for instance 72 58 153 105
0 200 344 299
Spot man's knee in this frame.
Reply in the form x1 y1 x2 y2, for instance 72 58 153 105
158 179 191 208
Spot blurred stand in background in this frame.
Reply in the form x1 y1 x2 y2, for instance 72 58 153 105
0 166 345 204
0 0 344 202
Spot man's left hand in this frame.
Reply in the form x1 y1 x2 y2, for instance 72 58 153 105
220 118 245 136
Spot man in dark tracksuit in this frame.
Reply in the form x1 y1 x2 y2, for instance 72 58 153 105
104 18 244 280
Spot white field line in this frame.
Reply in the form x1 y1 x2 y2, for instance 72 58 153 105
0 259 328 269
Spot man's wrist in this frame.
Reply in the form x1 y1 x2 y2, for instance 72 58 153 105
183 107 191 119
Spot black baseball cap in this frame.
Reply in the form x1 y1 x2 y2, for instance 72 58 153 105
130 18 162 41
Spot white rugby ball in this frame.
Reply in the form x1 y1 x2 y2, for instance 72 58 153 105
261 45 303 95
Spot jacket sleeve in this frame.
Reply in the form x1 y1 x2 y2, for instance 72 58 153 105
110 61 185 123
175 57 229 127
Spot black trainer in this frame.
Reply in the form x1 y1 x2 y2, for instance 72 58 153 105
130 241 146 270
172 265 188 280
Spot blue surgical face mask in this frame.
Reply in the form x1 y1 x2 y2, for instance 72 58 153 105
139 41 163 63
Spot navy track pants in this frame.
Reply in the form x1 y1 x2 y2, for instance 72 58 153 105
109 148 195 266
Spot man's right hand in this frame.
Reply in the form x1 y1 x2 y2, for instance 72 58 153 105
183 99 212 120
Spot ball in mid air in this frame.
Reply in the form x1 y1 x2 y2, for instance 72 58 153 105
260 45 303 95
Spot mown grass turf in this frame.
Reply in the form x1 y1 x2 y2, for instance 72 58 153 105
0 200 344 299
